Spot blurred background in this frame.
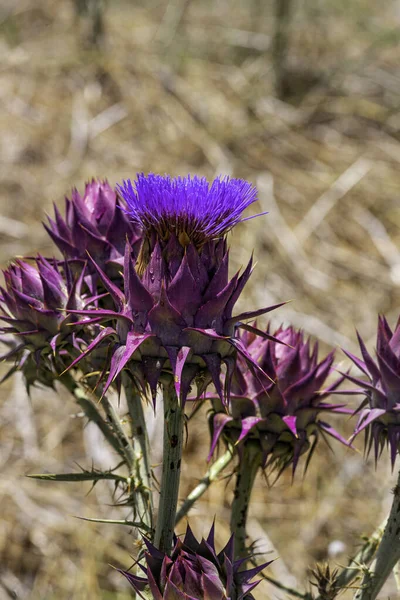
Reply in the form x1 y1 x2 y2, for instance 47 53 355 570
1 0 400 598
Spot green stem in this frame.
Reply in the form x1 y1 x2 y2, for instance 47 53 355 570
354 469 400 600
330 520 385 593
154 381 184 554
60 374 125 459
123 374 154 534
100 395 136 476
230 443 261 560
175 445 234 525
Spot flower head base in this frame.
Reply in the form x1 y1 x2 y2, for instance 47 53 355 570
209 325 349 476
67 241 282 406
343 316 400 467
120 524 270 600
0 257 90 389
45 179 141 285
118 174 258 251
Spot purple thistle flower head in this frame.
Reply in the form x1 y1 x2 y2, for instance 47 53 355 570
118 173 258 250
0 257 92 389
45 179 141 285
209 325 350 476
66 174 279 407
120 523 271 600
342 316 400 467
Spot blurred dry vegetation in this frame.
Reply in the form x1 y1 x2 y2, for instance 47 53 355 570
1 0 400 598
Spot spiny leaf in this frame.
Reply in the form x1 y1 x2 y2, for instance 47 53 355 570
75 515 152 533
27 471 128 483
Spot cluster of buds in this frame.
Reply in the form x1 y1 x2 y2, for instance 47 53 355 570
121 524 270 599
209 325 350 476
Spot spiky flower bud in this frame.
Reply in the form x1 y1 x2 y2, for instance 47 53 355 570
209 325 349 475
343 316 400 467
67 174 280 406
0 257 90 388
44 179 141 288
120 524 270 600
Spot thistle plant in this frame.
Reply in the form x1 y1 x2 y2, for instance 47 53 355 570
64 173 281 555
3 171 398 599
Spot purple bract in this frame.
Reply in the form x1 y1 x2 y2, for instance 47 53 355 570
45 179 141 287
209 325 350 475
0 257 91 388
342 316 400 467
120 523 270 600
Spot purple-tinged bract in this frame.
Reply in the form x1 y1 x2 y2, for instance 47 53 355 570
0 257 92 389
209 325 349 475
67 174 280 406
120 523 271 600
45 179 141 286
342 316 400 467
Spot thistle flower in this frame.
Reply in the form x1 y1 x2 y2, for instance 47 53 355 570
209 325 349 475
120 524 270 600
66 173 281 406
118 174 260 260
44 179 141 288
0 256 91 388
342 316 400 467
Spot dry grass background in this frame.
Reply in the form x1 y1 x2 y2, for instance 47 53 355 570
1 0 400 598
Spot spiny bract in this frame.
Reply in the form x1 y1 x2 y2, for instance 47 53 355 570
209 325 350 475
343 315 400 467
120 523 271 600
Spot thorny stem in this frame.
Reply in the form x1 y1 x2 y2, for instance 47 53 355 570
330 519 386 592
154 380 184 554
260 520 386 600
61 374 150 529
230 443 261 560
60 374 125 458
123 374 154 535
100 395 136 475
354 469 400 600
175 444 234 525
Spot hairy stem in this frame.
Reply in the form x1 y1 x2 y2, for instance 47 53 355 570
123 374 154 534
230 443 261 560
354 469 400 600
154 381 184 554
175 445 234 525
